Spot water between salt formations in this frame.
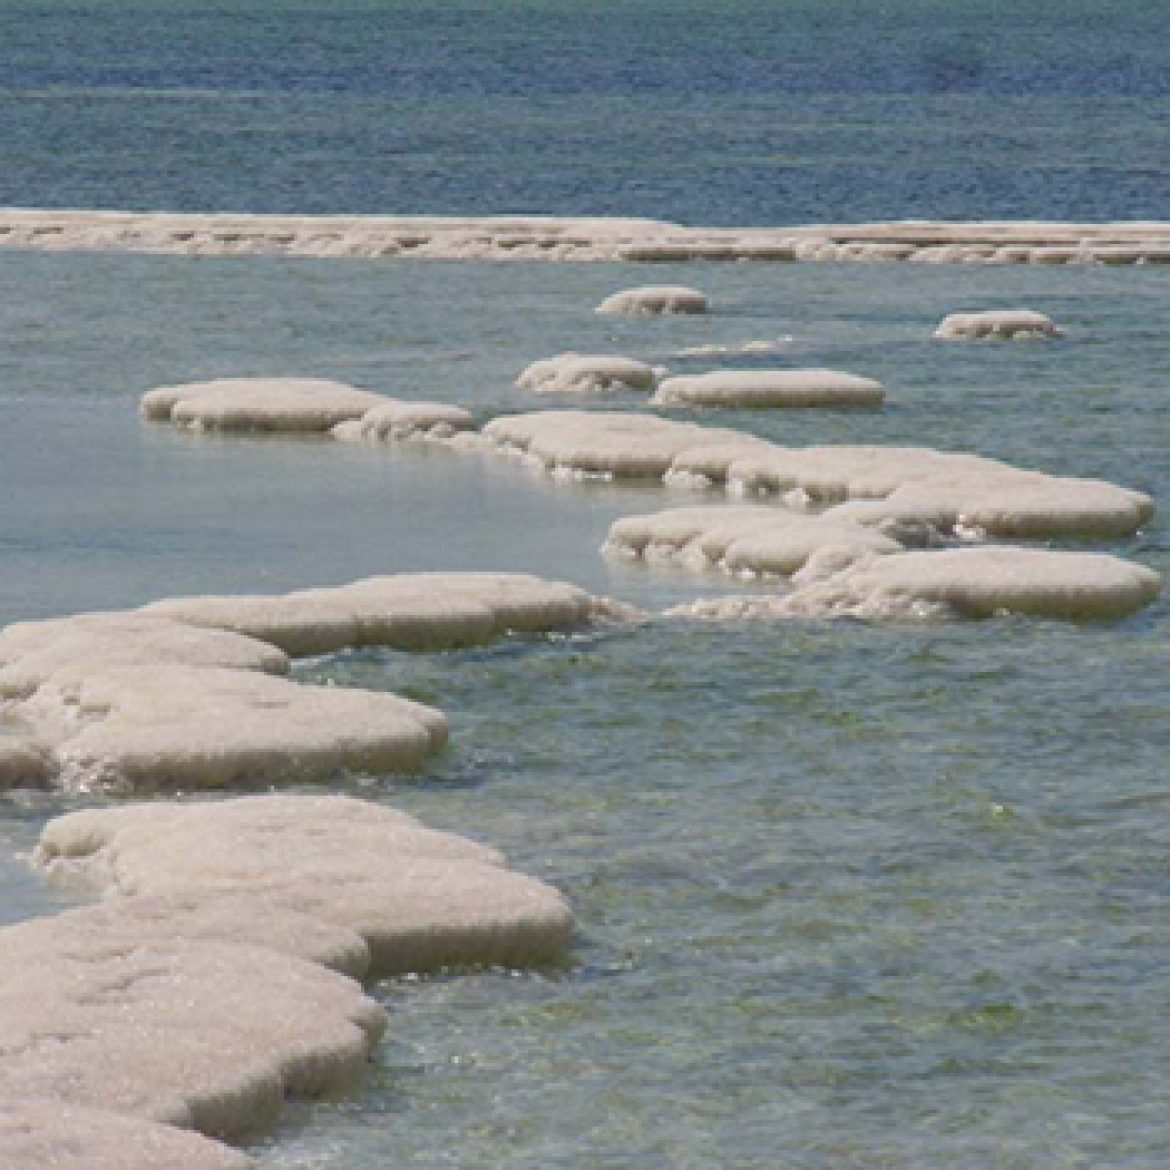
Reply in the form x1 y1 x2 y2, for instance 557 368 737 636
3 252 1170 1167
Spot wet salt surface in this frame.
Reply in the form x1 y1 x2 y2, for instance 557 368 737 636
2 252 1170 1167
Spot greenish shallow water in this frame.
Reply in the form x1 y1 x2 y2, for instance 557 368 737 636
2 253 1169 1167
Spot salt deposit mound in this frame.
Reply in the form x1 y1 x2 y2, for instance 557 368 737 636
331 398 476 442
934 310 1062 340
141 377 387 432
670 547 1161 623
517 352 658 394
141 571 598 656
652 369 886 409
36 792 575 975
605 504 904 577
596 286 708 315
1 1100 254 1170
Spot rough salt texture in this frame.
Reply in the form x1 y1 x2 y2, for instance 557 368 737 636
1 1100 254 1170
669 547 1162 623
934 310 1062 340
517 352 658 395
0 735 55 789
480 412 1153 539
141 378 387 433
19 664 447 790
36 793 575 975
5 210 1170 265
331 398 476 442
595 286 708 315
0 612 289 699
652 369 886 409
605 504 905 578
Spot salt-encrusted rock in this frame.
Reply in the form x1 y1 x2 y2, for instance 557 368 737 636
0 929 385 1139
141 377 387 432
0 612 289 699
36 793 575 974
652 369 885 409
605 505 904 577
670 547 1161 623
595 285 708 316
1 1100 253 1170
333 399 476 442
0 735 55 789
933 310 1062 340
484 410 769 480
141 572 596 657
21 665 446 790
517 352 658 394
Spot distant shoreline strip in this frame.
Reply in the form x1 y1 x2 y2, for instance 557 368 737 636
3 208 1170 265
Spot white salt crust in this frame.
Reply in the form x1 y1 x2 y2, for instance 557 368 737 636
668 547 1162 623
651 369 886 409
595 286 708 315
1 1100 255 1170
934 309 1062 340
141 377 388 432
5 210 1170 265
330 399 476 442
517 352 658 395
482 411 1153 539
0 792 574 1166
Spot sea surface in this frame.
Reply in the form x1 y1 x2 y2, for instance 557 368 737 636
4 3 1170 1168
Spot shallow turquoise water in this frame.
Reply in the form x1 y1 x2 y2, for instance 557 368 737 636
2 253 1169 1167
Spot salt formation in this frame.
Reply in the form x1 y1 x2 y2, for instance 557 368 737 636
517 352 658 394
481 411 1153 539
330 398 476 442
595 286 708 315
934 310 1062 340
141 377 387 432
0 793 573 1169
0 573 606 791
651 369 886 409
669 547 1161 623
605 504 904 577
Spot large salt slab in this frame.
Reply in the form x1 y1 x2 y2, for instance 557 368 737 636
37 793 575 974
333 398 476 441
934 309 1062 340
652 368 886 408
595 285 708 315
0 612 289 699
671 547 1161 623
605 504 904 577
141 377 387 432
1 1100 253 1170
517 352 658 394
141 572 596 657
26 665 447 789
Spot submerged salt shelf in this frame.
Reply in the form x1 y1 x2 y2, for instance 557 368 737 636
0 573 612 792
6 209 1170 266
0 792 573 1170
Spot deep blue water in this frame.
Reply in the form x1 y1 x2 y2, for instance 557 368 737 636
2 0 1169 223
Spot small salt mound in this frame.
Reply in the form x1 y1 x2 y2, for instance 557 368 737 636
670 547 1161 622
140 377 387 432
36 793 575 975
0 735 55 789
0 929 386 1139
934 310 1062 340
484 410 769 479
516 353 658 394
0 612 289 699
334 399 476 441
595 286 708 316
1 1100 253 1170
652 369 886 409
25 665 447 789
142 572 596 657
605 504 903 577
